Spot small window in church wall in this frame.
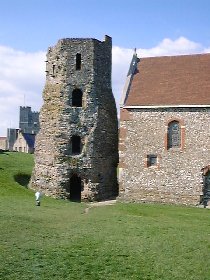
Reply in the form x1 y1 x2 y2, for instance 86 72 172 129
76 53 81 70
72 89 83 107
147 155 157 167
167 121 181 149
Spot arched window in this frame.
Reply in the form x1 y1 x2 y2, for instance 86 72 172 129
76 53 81 70
72 89 83 107
71 135 81 155
167 121 181 149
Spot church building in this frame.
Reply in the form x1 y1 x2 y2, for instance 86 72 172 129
119 52 210 205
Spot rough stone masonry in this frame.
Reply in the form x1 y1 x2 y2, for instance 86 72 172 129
30 36 119 201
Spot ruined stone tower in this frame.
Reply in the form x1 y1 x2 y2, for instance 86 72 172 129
30 35 118 201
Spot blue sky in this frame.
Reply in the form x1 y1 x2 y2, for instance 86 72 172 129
1 0 210 50
0 0 210 135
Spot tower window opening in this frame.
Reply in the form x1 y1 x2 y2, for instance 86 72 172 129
52 65 55 76
71 135 81 155
72 89 83 107
76 53 81 70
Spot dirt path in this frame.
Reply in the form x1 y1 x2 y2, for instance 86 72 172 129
82 199 116 214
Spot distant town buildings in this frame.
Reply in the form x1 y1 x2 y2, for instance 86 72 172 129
1 106 40 153
0 137 7 150
7 128 19 151
13 130 36 153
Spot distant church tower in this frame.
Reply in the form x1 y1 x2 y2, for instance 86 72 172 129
30 36 119 201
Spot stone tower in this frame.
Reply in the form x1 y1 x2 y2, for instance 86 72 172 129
30 36 119 201
19 106 40 134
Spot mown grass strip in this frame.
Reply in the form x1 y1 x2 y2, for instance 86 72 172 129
0 152 210 279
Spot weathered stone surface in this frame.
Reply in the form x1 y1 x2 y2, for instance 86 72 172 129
119 108 210 205
30 36 118 201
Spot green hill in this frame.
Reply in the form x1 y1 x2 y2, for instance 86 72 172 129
0 152 210 279
0 151 33 194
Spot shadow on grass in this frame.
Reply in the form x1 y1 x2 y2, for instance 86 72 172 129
0 149 9 155
14 173 31 188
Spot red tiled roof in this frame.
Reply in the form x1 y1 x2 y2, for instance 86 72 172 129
125 53 210 106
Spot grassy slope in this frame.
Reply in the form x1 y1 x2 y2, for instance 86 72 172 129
0 152 210 279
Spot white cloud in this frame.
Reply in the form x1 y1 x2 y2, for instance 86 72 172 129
204 47 210 53
0 46 45 136
112 46 134 106
138 37 202 57
0 37 209 136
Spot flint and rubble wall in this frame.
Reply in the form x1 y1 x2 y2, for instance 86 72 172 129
119 107 210 205
30 37 118 201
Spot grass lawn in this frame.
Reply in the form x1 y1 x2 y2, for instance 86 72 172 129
1 152 210 279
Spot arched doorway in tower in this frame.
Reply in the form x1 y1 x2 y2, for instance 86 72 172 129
70 174 82 202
